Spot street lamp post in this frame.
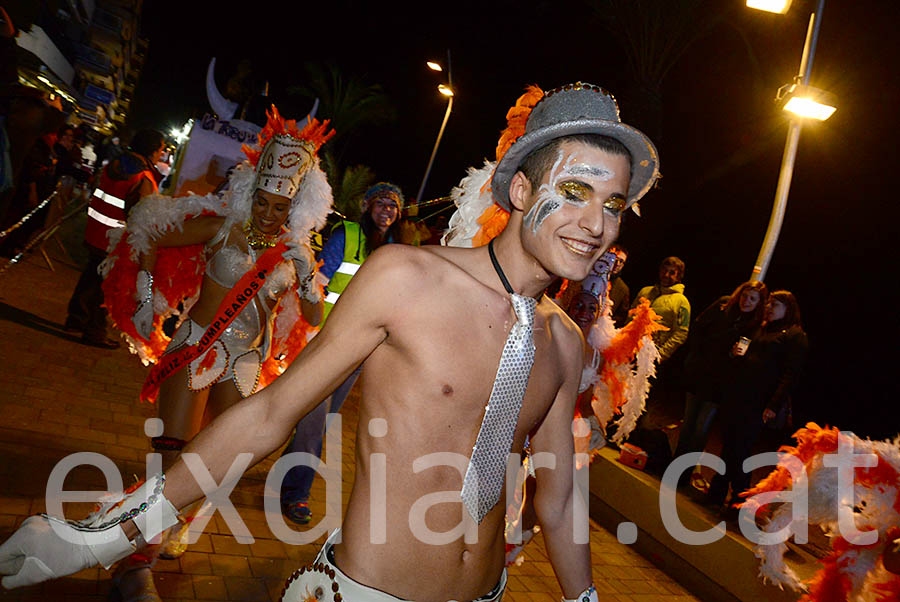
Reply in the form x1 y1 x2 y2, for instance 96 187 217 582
415 50 454 207
749 0 828 283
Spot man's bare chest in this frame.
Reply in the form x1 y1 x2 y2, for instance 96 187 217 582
375 297 562 436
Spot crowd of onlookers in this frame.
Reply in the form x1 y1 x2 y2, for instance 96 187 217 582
0 119 94 255
598 250 809 520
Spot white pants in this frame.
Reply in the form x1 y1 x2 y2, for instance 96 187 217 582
281 530 506 602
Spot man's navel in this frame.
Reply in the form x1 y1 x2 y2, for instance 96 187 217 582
442 384 454 396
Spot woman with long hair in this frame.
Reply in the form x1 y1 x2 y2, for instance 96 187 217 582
706 289 808 514
675 280 769 480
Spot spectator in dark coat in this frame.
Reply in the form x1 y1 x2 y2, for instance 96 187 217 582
674 280 768 487
707 290 808 514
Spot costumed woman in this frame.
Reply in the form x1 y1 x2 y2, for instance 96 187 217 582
706 290 808 517
279 181 404 525
99 106 334 599
674 280 769 490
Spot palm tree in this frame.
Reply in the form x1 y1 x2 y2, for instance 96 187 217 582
287 63 395 218
287 62 396 165
320 150 374 222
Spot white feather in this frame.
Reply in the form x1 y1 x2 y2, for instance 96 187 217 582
751 430 900 598
288 158 333 235
443 160 497 247
754 503 805 591
611 336 660 444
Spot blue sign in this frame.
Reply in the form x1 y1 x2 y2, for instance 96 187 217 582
84 83 114 105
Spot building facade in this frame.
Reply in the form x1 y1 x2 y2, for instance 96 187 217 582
6 0 147 135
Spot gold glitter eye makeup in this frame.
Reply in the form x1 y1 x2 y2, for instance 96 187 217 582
557 181 590 203
604 195 626 213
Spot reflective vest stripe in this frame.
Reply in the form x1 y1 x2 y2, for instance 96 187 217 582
87 207 126 228
89 194 125 219
322 221 366 323
97 190 126 209
85 165 157 251
335 262 360 276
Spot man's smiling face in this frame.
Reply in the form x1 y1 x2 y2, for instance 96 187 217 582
517 140 631 281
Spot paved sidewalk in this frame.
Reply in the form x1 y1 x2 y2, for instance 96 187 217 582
0 253 698 602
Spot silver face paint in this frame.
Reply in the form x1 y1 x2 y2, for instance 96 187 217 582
567 164 614 181
523 150 620 233
524 152 574 233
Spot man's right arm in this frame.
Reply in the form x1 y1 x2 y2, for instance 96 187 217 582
133 244 414 520
1 246 416 584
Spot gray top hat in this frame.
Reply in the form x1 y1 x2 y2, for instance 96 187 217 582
491 82 660 211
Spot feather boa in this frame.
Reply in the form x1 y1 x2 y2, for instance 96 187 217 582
100 192 227 363
496 85 544 162
257 284 317 390
443 160 503 248
742 424 900 600
584 299 665 444
100 157 332 395
444 85 543 248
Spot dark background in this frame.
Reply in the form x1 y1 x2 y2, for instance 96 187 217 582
130 0 900 439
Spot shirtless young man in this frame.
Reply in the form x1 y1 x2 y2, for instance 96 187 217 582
0 83 659 601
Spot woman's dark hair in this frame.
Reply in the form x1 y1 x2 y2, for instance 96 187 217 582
765 290 802 330
360 204 402 256
130 129 164 159
723 280 768 328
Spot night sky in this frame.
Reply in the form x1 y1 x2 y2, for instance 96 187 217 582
131 0 900 439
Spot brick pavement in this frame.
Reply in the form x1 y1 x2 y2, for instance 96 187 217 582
0 252 698 602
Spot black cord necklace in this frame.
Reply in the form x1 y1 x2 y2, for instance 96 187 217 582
488 239 515 295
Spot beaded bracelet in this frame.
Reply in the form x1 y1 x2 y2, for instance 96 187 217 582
49 473 167 533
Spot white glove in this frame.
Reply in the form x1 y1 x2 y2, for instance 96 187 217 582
0 515 133 589
282 239 314 280
0 473 178 589
283 239 321 304
132 270 155 340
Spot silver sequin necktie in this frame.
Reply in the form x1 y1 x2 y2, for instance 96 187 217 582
461 241 537 523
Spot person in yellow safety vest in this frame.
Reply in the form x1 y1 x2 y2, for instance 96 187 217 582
64 130 165 348
321 181 404 320
280 181 404 525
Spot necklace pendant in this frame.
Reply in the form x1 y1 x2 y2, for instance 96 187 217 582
243 220 279 250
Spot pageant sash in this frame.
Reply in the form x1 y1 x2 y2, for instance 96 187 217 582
140 242 288 401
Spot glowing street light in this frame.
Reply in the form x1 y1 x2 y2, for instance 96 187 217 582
168 119 193 145
747 0 835 283
746 0 792 14
778 83 836 120
415 51 454 208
